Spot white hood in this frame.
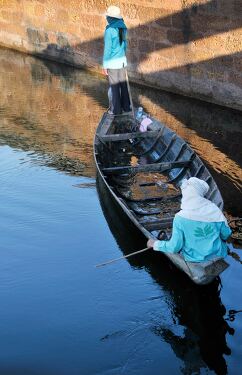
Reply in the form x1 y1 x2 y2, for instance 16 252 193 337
177 179 227 223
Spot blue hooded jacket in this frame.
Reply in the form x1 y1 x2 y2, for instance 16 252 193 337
154 215 231 262
103 17 127 69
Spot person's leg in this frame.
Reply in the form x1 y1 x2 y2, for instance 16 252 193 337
107 69 122 115
119 68 131 112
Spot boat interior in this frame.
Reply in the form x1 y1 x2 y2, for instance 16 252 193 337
95 112 223 240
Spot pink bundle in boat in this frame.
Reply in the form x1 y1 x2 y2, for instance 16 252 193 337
139 117 153 132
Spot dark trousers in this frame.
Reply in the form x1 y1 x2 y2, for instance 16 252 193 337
107 67 131 115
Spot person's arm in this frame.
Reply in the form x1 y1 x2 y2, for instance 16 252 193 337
103 28 112 69
147 218 184 253
220 222 232 241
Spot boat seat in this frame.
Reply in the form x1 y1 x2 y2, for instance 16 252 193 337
102 160 192 175
97 130 159 142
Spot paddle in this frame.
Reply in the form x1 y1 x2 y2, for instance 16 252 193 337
95 242 193 279
125 68 137 125
95 247 150 268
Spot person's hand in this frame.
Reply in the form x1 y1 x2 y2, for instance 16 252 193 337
158 230 167 240
102 68 108 76
147 239 156 249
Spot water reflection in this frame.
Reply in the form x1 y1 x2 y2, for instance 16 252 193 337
0 45 241 269
0 48 107 177
0 46 241 263
96 174 234 375
0 46 241 375
0 47 241 215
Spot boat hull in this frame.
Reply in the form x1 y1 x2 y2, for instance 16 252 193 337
94 112 229 284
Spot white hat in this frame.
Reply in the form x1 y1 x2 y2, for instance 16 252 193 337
106 5 122 19
181 177 209 197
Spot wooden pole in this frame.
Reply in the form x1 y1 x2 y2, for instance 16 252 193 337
125 68 136 123
95 247 150 268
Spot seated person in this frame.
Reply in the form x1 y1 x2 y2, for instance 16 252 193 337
147 177 231 262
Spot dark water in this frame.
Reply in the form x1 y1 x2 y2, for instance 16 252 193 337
0 47 241 375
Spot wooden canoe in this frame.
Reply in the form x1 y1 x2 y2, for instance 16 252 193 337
94 111 229 284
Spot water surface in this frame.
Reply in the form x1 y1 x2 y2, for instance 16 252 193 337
0 48 241 375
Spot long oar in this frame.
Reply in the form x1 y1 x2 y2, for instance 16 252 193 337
95 247 150 268
125 68 136 123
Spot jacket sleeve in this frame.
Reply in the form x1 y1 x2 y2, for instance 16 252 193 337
103 28 112 68
220 222 232 240
153 218 184 253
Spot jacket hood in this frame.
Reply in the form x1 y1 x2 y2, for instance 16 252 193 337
106 17 127 29
177 185 227 223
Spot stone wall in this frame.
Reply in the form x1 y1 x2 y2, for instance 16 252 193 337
0 0 242 110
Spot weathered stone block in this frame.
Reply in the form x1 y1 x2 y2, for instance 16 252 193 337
47 32 58 45
173 65 191 75
156 0 182 11
155 41 171 51
0 20 25 36
171 12 186 29
79 14 104 31
136 7 160 23
27 28 49 46
81 27 99 41
56 9 69 24
149 26 169 45
7 11 23 24
167 29 186 44
127 37 137 49
138 39 154 54
57 33 70 48
34 4 45 18
233 0 242 15
134 24 150 39
218 55 234 69
127 51 139 64
197 0 219 15
121 3 139 20
155 14 172 28
229 71 242 87
191 77 213 97
233 54 242 72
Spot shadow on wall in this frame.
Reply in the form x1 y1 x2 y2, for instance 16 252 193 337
27 0 242 109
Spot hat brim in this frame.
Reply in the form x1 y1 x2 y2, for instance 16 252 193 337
105 12 123 19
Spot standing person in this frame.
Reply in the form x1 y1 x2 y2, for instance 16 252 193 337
147 177 232 262
103 5 131 115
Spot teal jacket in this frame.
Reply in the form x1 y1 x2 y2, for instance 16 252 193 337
103 17 127 69
154 215 232 262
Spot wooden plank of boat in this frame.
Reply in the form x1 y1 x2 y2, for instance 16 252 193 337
139 217 174 231
97 130 159 142
131 207 162 215
98 114 113 136
127 201 179 216
94 109 229 285
135 125 165 156
115 189 181 202
102 160 191 175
